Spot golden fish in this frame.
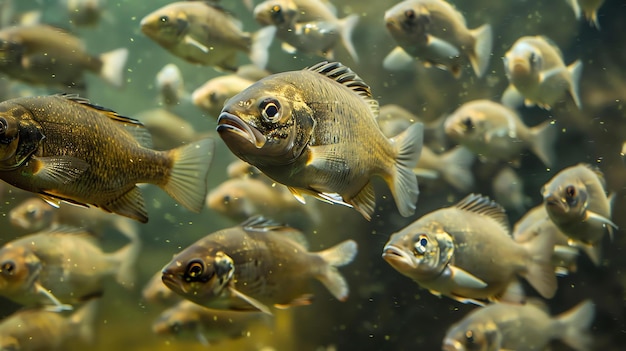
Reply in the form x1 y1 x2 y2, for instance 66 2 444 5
217 61 423 220
0 24 127 89
0 95 214 223
193 74 257 120
155 63 186 107
382 194 557 305
162 217 357 314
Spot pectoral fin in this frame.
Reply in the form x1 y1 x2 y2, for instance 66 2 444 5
446 265 488 289
274 294 314 309
426 35 460 58
35 282 74 312
226 287 272 315
32 156 89 185
184 35 209 53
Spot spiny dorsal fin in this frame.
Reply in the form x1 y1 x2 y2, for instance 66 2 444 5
241 215 309 249
455 193 510 233
306 61 379 118
579 163 606 188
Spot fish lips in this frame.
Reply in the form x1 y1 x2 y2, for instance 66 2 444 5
161 271 188 294
544 194 568 214
217 112 267 149
382 244 417 270
442 339 465 351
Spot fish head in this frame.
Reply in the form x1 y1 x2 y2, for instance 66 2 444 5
162 249 235 303
152 303 199 336
0 39 24 66
382 226 451 281
504 41 542 80
140 4 189 45
9 198 55 232
443 320 501 351
542 180 588 222
192 76 253 118
444 107 488 145
0 102 44 169
0 246 41 295
206 179 251 220
217 78 313 167
253 0 299 27
384 2 430 43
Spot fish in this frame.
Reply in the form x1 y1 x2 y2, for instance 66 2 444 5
0 94 214 223
442 300 595 351
502 35 583 110
226 159 264 179
207 176 321 229
0 299 99 351
152 299 271 346
0 227 140 310
192 74 257 120
253 0 359 62
382 194 557 305
377 104 448 152
133 108 201 150
161 216 358 314
444 99 558 167
142 270 181 306
155 63 187 107
65 0 104 27
413 146 475 192
383 0 492 78
0 24 128 89
140 1 275 71
8 197 139 241
565 0 605 29
513 204 579 275
217 61 423 220
541 163 617 266
492 166 527 215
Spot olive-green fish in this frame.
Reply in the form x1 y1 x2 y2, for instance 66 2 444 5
0 24 128 90
217 61 423 220
541 163 617 266
140 1 275 71
161 217 358 314
0 94 214 223
382 194 557 305
443 300 595 351
0 227 140 310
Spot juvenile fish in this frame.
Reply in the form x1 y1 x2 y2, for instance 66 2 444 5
0 95 214 223
383 0 492 78
156 63 186 107
444 99 558 167
0 24 127 89
492 166 527 215
382 194 557 305
162 217 357 313
193 74 257 120
0 227 140 310
443 300 595 351
413 146 475 192
140 2 275 71
502 35 583 110
541 163 617 266
65 0 105 27
217 61 423 220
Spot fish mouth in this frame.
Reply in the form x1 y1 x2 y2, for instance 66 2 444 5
161 272 188 294
217 112 267 148
544 195 567 213
442 339 465 351
382 244 417 269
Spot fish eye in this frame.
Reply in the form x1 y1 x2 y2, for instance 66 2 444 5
404 9 415 20
259 98 281 123
271 5 282 14
565 185 578 205
185 259 204 279
0 261 15 276
413 234 429 255
465 330 475 344
159 15 169 23
222 195 231 204
170 321 182 333
208 91 218 103
462 117 474 131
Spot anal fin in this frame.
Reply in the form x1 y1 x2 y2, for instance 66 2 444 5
103 186 148 223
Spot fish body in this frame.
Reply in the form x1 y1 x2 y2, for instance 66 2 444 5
193 74 257 119
0 228 140 309
0 24 127 89
444 99 557 167
492 166 527 214
152 299 271 345
383 0 492 77
140 2 274 70
541 163 616 266
382 194 556 304
162 217 358 313
253 0 359 61
442 300 595 351
217 61 423 220
502 35 583 110
156 63 186 107
0 95 214 223
0 299 98 351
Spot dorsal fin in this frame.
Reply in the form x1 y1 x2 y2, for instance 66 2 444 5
59 94 153 148
306 61 379 118
579 163 606 188
455 194 510 233
241 215 309 249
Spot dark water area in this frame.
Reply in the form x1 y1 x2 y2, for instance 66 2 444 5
0 0 625 350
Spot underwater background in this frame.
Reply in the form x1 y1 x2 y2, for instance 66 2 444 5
0 0 625 350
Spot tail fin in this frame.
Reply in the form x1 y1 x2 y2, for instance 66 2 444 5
388 122 423 217
468 24 493 78
70 299 99 345
567 60 583 109
111 234 142 288
565 0 582 19
555 300 595 351
250 26 276 69
520 229 558 299
529 120 558 167
439 146 475 192
99 47 128 87
586 10 600 29
316 240 358 301
337 14 359 62
162 138 214 213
